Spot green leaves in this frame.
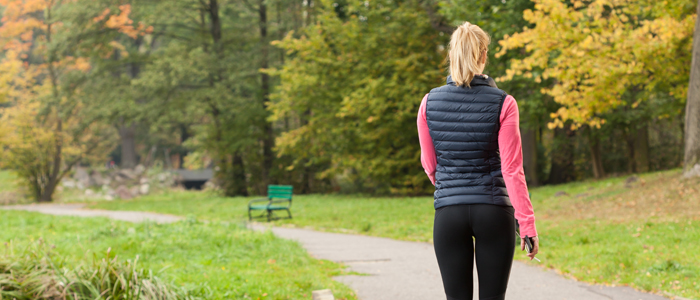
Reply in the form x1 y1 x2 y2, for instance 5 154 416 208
271 0 448 194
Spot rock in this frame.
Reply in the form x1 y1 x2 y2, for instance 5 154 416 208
157 173 168 183
89 171 105 186
624 175 639 188
74 167 90 188
115 185 133 199
684 163 700 178
113 174 124 183
116 169 136 181
139 177 149 185
203 179 219 191
129 186 140 197
84 189 95 197
312 289 334 300
134 164 146 175
139 184 150 195
104 195 114 201
575 192 589 198
62 179 77 188
554 191 569 197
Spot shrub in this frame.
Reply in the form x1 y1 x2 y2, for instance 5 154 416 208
0 241 202 300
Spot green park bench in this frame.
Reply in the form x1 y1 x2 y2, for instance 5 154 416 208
248 185 293 222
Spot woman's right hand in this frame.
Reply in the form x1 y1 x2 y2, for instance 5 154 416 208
520 236 539 260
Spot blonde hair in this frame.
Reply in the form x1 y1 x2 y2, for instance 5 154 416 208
448 22 490 87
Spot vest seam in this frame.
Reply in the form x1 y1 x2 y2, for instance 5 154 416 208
425 100 504 104
492 92 508 205
431 130 494 134
427 120 499 125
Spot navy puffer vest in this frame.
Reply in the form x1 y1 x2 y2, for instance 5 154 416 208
426 75 511 209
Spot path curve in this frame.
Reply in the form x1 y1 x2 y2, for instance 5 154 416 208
2 204 685 300
250 224 677 300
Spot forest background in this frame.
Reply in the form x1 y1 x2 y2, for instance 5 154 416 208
0 0 698 202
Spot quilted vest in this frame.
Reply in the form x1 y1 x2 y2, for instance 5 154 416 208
426 75 511 209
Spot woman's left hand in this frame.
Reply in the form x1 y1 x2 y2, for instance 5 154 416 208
520 236 539 260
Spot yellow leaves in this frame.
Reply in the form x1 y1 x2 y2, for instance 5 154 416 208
93 8 111 23
70 57 91 72
499 0 693 128
99 4 153 39
109 41 128 58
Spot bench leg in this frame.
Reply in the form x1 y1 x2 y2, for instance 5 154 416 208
286 209 292 219
248 208 252 221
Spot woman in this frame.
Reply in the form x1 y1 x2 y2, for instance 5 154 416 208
417 22 539 300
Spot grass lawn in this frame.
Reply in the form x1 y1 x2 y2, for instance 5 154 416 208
0 170 16 192
87 168 700 299
0 170 24 205
0 210 357 300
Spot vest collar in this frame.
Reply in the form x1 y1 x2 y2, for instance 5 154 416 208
446 74 492 87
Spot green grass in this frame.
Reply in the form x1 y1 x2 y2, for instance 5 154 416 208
0 170 16 192
90 168 700 299
93 192 434 242
0 210 357 300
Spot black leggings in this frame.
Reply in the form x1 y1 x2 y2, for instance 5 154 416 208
433 204 516 300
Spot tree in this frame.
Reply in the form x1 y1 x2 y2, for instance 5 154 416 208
497 0 695 177
437 0 555 183
498 0 694 128
270 0 448 194
0 0 146 202
685 0 700 177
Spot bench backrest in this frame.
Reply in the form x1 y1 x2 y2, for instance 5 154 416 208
268 185 293 200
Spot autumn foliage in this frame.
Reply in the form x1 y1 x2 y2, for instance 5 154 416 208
497 0 695 129
0 0 146 202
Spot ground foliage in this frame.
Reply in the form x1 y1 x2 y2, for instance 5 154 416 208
0 210 358 300
1 241 200 300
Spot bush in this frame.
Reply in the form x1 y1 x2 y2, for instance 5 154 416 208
0 241 202 300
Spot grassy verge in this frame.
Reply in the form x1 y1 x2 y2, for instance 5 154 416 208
90 168 700 299
0 170 23 205
0 210 357 300
0 170 16 193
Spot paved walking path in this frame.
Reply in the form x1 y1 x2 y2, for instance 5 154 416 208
2 203 183 223
2 204 682 300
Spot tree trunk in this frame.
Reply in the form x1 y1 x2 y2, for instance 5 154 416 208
634 123 650 173
548 127 575 184
684 0 700 177
587 128 605 179
623 127 636 173
260 0 274 185
41 9 61 203
119 123 138 169
521 127 540 186
300 108 312 193
231 152 249 196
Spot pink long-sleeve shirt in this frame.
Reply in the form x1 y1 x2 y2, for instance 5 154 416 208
417 93 538 237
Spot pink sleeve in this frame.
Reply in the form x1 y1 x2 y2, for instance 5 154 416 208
417 94 436 185
499 95 538 237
